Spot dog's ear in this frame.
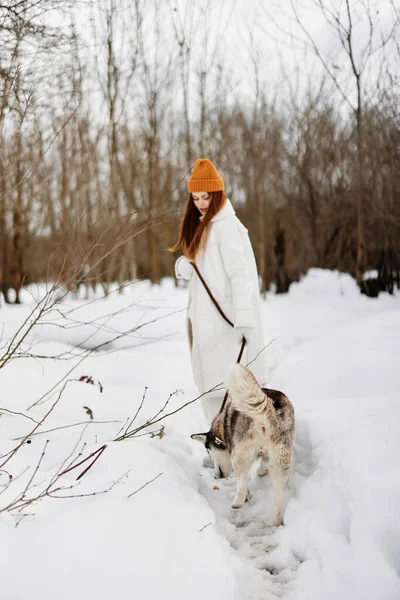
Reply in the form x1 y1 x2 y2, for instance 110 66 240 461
191 433 207 445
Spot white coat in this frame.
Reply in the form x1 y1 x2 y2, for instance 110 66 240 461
175 199 266 423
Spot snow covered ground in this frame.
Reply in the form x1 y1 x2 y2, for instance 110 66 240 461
1 269 399 600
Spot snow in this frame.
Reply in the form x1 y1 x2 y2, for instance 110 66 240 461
1 269 399 599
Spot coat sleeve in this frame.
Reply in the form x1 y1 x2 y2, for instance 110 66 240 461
217 219 256 329
175 255 193 280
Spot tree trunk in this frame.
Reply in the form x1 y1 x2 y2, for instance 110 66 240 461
355 100 366 291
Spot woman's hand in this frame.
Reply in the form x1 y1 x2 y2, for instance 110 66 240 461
234 326 254 345
175 256 193 280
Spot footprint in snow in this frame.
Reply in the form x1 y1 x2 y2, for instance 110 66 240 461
196 430 314 599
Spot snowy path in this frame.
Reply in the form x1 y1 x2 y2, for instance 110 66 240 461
194 354 315 600
198 466 302 599
188 315 314 600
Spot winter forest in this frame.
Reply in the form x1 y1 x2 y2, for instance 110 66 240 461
1 0 399 300
1 2 400 600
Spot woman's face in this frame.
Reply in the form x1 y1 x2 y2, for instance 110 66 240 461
192 192 211 216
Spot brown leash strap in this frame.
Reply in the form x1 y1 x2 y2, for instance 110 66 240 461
190 262 234 328
219 337 246 412
190 261 247 412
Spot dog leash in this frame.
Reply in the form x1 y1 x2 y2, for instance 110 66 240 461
190 261 246 410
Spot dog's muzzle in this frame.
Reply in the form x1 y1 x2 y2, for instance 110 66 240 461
214 466 225 479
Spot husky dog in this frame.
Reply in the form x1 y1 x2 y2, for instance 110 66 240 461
192 363 295 526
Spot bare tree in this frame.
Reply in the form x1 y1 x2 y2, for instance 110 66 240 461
168 0 197 170
268 0 400 292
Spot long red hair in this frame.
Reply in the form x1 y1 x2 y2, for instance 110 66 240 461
170 191 227 259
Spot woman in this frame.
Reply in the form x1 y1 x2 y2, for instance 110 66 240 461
171 158 265 426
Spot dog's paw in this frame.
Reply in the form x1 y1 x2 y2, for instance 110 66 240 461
265 517 283 528
232 490 250 509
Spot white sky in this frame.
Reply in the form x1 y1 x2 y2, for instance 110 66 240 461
30 0 400 127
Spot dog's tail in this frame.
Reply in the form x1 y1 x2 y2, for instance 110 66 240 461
226 363 275 422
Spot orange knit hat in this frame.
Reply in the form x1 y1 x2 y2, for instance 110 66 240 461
187 158 224 193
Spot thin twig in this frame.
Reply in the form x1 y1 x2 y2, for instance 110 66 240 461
114 383 224 442
76 445 107 481
122 387 148 437
0 469 12 482
58 445 107 479
246 340 275 369
0 408 39 424
12 420 119 440
128 472 163 498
